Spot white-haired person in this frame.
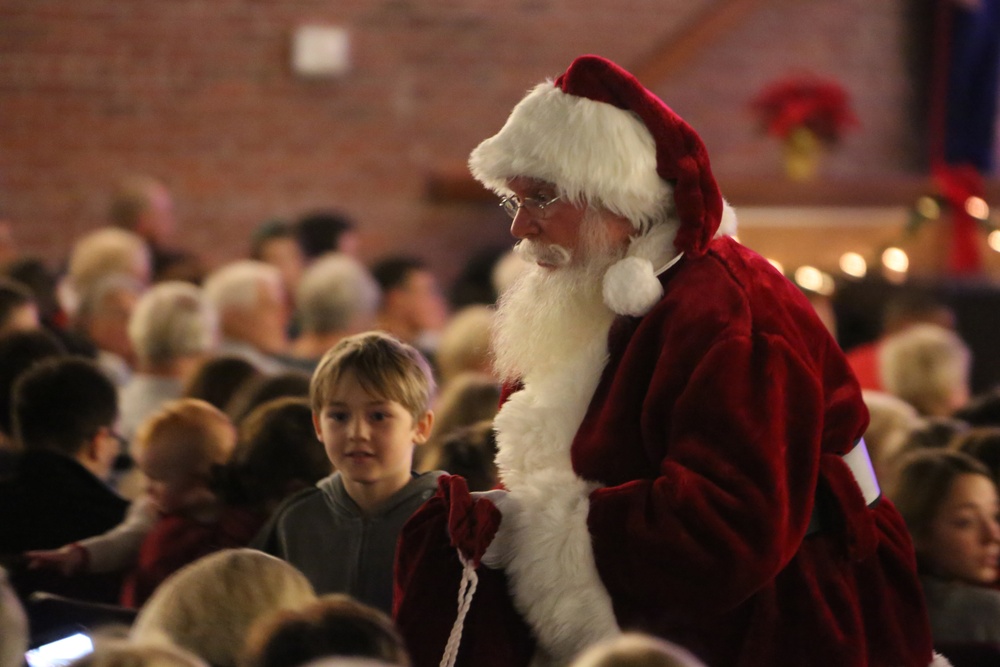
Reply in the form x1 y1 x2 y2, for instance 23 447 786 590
130 549 317 667
285 253 381 371
202 261 290 375
71 273 145 387
393 55 939 667
119 281 220 450
880 322 973 418
60 227 151 318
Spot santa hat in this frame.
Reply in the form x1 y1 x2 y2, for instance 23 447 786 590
470 55 734 316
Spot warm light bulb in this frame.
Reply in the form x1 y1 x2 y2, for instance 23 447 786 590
794 266 835 295
989 230 1000 253
839 252 867 278
916 196 940 219
767 258 784 274
965 196 989 220
882 247 909 273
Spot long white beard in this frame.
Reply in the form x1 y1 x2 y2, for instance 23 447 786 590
492 235 622 383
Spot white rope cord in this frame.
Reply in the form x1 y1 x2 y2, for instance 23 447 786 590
439 551 480 667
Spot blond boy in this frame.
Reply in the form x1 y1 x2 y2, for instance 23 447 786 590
252 331 440 613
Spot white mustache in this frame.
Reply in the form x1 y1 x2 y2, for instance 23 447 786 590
514 240 572 267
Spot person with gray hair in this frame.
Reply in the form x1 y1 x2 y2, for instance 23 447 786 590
287 253 381 369
880 323 973 418
119 281 219 453
71 273 145 387
61 227 151 317
202 260 290 375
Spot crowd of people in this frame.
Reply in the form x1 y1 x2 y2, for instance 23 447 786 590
0 53 998 667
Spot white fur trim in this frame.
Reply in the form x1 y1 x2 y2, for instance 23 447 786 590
603 257 661 317
494 316 621 662
470 82 672 229
716 199 738 238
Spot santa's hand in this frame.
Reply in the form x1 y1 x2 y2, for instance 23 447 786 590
473 489 521 570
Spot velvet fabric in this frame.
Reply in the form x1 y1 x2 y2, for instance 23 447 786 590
394 236 934 667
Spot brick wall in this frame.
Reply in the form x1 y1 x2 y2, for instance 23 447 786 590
0 0 921 286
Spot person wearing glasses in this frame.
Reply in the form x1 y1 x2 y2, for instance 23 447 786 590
393 55 940 667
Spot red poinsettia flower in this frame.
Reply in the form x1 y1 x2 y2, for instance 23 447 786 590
751 74 860 144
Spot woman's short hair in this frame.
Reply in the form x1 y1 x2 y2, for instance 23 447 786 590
129 282 218 365
295 254 380 336
242 594 409 667
131 550 317 667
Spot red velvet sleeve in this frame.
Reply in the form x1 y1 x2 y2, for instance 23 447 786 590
586 331 848 614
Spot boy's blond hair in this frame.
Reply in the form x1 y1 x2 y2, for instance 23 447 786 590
310 332 435 421
135 398 236 480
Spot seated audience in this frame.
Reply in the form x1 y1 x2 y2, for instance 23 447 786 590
861 389 922 488
955 388 1000 428
889 449 1000 644
0 277 39 337
108 175 202 284
295 211 359 261
241 594 410 667
252 332 440 613
130 549 317 667
880 323 972 417
952 427 1000 488
121 399 254 607
0 566 28 667
420 420 498 492
202 261 290 374
286 254 380 370
568 632 706 667
119 281 219 448
0 329 66 448
1 357 127 604
69 641 209 667
70 274 144 387
225 371 311 426
182 356 261 413
417 372 499 472
230 397 331 517
845 291 957 392
61 228 151 318
370 256 448 364
26 399 247 609
250 220 306 300
433 306 494 387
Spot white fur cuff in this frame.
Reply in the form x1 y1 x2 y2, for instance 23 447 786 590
603 256 663 317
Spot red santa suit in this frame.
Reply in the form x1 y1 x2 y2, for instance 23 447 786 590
394 55 940 667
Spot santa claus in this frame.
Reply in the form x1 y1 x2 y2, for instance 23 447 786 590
394 55 942 667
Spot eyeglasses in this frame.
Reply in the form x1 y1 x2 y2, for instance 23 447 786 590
499 193 562 220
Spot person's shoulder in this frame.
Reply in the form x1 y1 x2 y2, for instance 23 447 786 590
270 483 325 520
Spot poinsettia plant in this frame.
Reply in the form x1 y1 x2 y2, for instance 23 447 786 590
751 74 860 145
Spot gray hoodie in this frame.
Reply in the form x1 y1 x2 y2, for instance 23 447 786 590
252 470 443 614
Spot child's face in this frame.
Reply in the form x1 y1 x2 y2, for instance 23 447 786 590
313 371 432 504
138 452 212 515
920 473 1000 585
